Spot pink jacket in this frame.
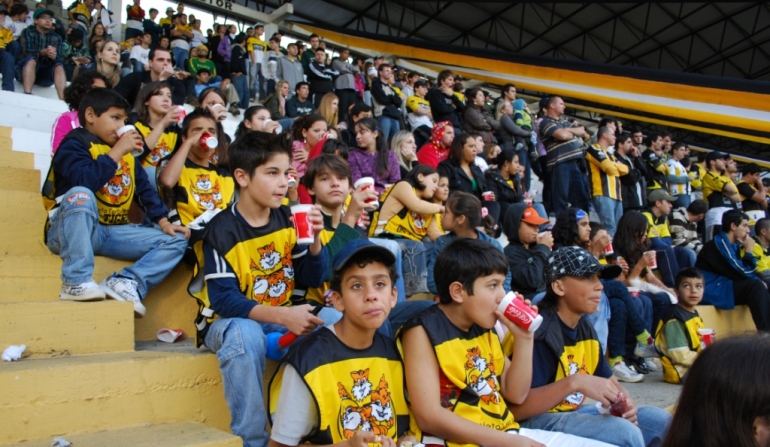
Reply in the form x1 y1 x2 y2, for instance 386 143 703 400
51 110 80 155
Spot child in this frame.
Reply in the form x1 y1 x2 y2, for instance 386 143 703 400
133 81 184 189
348 117 400 191
509 246 671 447
267 239 415 446
188 130 335 447
654 268 706 384
485 147 524 226
41 88 189 316
401 238 609 446
61 27 91 81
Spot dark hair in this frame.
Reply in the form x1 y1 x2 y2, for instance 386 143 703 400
646 132 661 147
494 147 518 169
269 36 280 44
308 33 319 40
321 139 349 160
596 126 613 141
552 207 586 249
290 113 326 142
348 102 373 127
616 133 632 145
235 105 269 139
672 142 687 152
63 70 111 111
448 133 474 163
148 47 171 61
546 95 562 109
354 117 390 178
697 151 708 163
502 83 516 94
674 267 704 290
722 210 749 232
197 86 226 108
615 211 651 270
757 218 770 236
437 69 454 85
662 334 770 447
742 162 762 176
180 107 217 138
134 81 171 124
302 154 351 191
445 192 494 236
589 221 606 240
234 34 245 44
330 249 398 294
598 117 617 128
295 81 309 92
9 3 28 15
466 88 483 106
405 164 437 192
434 238 509 305
228 131 292 181
687 199 708 216
77 88 130 125
681 157 691 169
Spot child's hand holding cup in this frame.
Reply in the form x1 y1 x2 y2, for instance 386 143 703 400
116 124 144 156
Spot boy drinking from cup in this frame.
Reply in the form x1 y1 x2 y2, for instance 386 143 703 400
654 268 707 384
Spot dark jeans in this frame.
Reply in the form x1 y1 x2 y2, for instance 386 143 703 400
733 278 770 331
517 147 532 191
549 160 590 215
603 279 649 359
230 74 249 109
336 88 357 123
0 49 14 91
650 241 696 287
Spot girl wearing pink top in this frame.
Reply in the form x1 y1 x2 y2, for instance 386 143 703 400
51 72 111 155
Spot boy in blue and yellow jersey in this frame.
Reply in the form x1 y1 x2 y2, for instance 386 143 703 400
655 268 706 384
268 239 416 446
642 189 695 288
511 246 671 447
401 239 608 447
190 130 336 447
586 126 628 237
41 88 189 315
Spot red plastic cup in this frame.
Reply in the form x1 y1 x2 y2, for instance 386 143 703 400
627 287 640 298
354 177 377 204
497 292 543 332
523 198 533 206
200 132 218 150
156 328 185 343
117 124 144 156
291 204 315 244
698 328 715 348
482 191 494 201
605 242 614 255
176 105 186 123
645 250 658 269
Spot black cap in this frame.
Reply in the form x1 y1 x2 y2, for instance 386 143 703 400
706 151 729 162
545 246 622 284
332 239 396 272
69 28 84 40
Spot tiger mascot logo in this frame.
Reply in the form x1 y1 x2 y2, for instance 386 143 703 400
249 242 293 306
191 174 223 211
561 354 588 409
465 347 500 405
147 139 172 165
337 369 395 439
100 159 132 204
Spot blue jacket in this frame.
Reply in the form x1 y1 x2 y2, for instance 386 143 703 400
427 230 511 295
696 232 757 310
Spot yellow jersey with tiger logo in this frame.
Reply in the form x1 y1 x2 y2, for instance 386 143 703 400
163 157 235 226
655 305 704 384
134 122 180 168
268 328 414 443
369 182 435 241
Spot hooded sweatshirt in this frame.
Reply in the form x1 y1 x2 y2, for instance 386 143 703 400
502 203 551 299
416 121 452 169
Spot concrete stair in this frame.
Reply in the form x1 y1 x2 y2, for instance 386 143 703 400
0 91 232 445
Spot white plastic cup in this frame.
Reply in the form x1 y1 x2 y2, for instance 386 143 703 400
263 119 282 134
645 250 658 269
354 177 377 204
291 204 315 244
199 133 218 150
175 105 186 123
116 124 144 156
482 191 494 201
287 174 297 188
497 292 543 332
157 328 185 343
627 287 640 298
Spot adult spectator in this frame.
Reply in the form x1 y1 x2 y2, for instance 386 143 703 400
406 79 433 148
16 8 65 99
539 95 590 213
643 189 696 287
502 203 551 299
666 142 691 208
301 33 319 73
696 210 770 331
669 199 707 255
66 0 93 36
93 1 116 39
641 132 668 191
462 87 499 144
228 33 249 110
128 31 151 72
125 0 144 39
616 132 648 212
736 162 767 231
0 8 13 92
158 7 172 35
275 41 303 94
245 23 264 100
586 126 628 236
216 24 235 74
262 80 293 130
426 69 463 129
61 27 90 81
116 48 186 106
416 121 454 169
285 81 314 117
702 151 740 239
82 39 120 87
370 63 403 144
331 48 357 123
661 131 673 160
142 8 162 46
261 36 280 94
190 19 206 48
306 46 337 108
495 99 531 157
690 151 707 201
496 83 516 111
400 70 419 100
169 13 192 70
630 129 646 152
753 218 770 282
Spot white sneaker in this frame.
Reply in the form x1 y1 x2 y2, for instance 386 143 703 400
612 361 644 383
633 342 660 358
60 281 106 301
100 276 146 318
644 358 658 371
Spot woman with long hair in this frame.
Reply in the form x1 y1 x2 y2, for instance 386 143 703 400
462 87 499 144
416 121 454 169
663 334 770 447
289 113 328 178
51 71 110 155
317 92 339 129
348 117 400 190
234 105 281 139
485 147 527 227
262 80 293 130
390 130 418 179
80 39 120 87
88 22 106 58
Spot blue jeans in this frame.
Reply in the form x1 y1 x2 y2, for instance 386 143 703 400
521 404 671 447
171 47 188 70
15 55 63 87
133 59 145 73
0 50 14 91
249 62 264 99
231 74 249 109
671 193 691 209
394 238 428 297
376 115 401 146
604 280 648 358
550 160 590 215
45 187 188 297
517 147 532 191
593 195 624 237
369 238 406 302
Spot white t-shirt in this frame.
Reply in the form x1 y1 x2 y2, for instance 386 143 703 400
129 45 150 67
10 19 29 38
190 29 207 48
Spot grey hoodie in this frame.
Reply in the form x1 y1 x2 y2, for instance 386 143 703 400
503 203 551 299
276 55 304 93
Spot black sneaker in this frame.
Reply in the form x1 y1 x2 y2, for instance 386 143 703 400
627 356 650 375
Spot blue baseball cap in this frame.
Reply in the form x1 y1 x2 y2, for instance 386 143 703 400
332 239 396 272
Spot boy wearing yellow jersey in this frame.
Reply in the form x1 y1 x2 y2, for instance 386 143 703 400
401 239 607 447
511 246 671 447
268 239 416 446
654 268 706 384
42 89 189 315
191 131 333 447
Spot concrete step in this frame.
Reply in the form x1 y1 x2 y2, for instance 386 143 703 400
0 190 47 217
0 147 33 169
698 304 756 336
0 219 50 255
0 166 41 192
5 421 240 447
0 255 199 343
0 347 230 444
0 300 135 358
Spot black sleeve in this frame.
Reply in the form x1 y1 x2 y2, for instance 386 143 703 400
115 72 140 106
737 182 756 199
167 77 187 106
426 90 455 115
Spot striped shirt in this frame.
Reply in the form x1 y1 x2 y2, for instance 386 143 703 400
19 26 63 62
586 143 628 201
540 116 585 168
666 159 690 196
